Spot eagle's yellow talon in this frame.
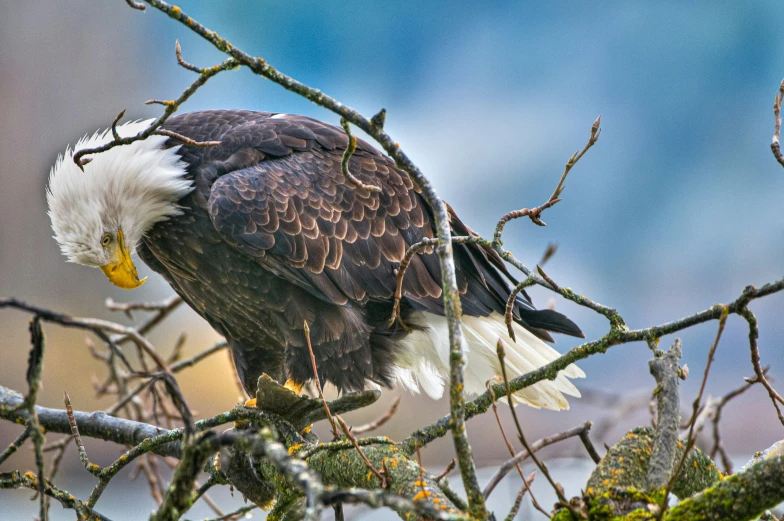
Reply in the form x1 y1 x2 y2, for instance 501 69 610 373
284 378 304 395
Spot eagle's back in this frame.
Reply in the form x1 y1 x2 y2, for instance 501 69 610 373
139 110 584 407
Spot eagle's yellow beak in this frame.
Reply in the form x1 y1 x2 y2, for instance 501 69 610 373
100 230 146 290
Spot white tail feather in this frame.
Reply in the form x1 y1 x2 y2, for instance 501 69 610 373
393 311 584 410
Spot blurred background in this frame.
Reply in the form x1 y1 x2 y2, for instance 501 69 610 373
1 1 783 519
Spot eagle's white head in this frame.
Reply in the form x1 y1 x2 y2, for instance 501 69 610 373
47 119 193 288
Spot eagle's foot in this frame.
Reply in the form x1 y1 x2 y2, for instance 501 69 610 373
283 378 304 395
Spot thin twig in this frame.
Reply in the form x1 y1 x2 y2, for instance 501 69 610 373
153 128 221 147
175 40 203 73
353 396 401 434
506 472 536 521
739 306 784 425
72 49 236 167
497 340 576 517
435 459 456 482
579 428 602 464
196 505 258 521
339 118 381 193
64 392 102 476
484 379 548 515
0 429 30 466
771 78 784 168
336 415 387 488
111 109 126 142
304 321 340 439
20 316 48 521
415 448 428 501
389 238 437 328
482 421 593 498
504 276 536 341
493 116 601 246
388 235 483 328
105 295 182 317
708 375 760 474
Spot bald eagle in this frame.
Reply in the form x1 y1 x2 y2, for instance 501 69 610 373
47 110 585 409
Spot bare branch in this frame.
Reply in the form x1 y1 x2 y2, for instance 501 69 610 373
174 40 203 73
125 0 145 10
339 118 381 193
505 473 535 521
0 429 30 466
771 78 784 168
336 415 388 488
739 306 784 425
72 54 236 168
435 459 456 482
353 396 401 435
496 340 575 516
482 421 593 499
493 116 601 246
64 392 102 477
153 128 221 147
303 321 340 439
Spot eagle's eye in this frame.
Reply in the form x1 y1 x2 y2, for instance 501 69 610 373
101 233 112 247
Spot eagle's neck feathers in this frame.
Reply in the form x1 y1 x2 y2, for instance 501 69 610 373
47 120 193 266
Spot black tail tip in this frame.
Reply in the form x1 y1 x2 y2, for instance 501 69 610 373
518 308 585 338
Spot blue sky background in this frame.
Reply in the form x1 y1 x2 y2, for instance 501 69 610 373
1 2 783 519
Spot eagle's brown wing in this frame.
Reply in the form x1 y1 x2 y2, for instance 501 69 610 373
165 110 583 337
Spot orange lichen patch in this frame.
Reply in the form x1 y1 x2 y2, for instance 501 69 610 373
627 433 635 439
213 453 222 473
677 441 684 448
24 471 36 481
301 425 313 434
618 457 624 463
245 397 257 407
288 444 304 455
413 490 432 501
603 479 610 485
